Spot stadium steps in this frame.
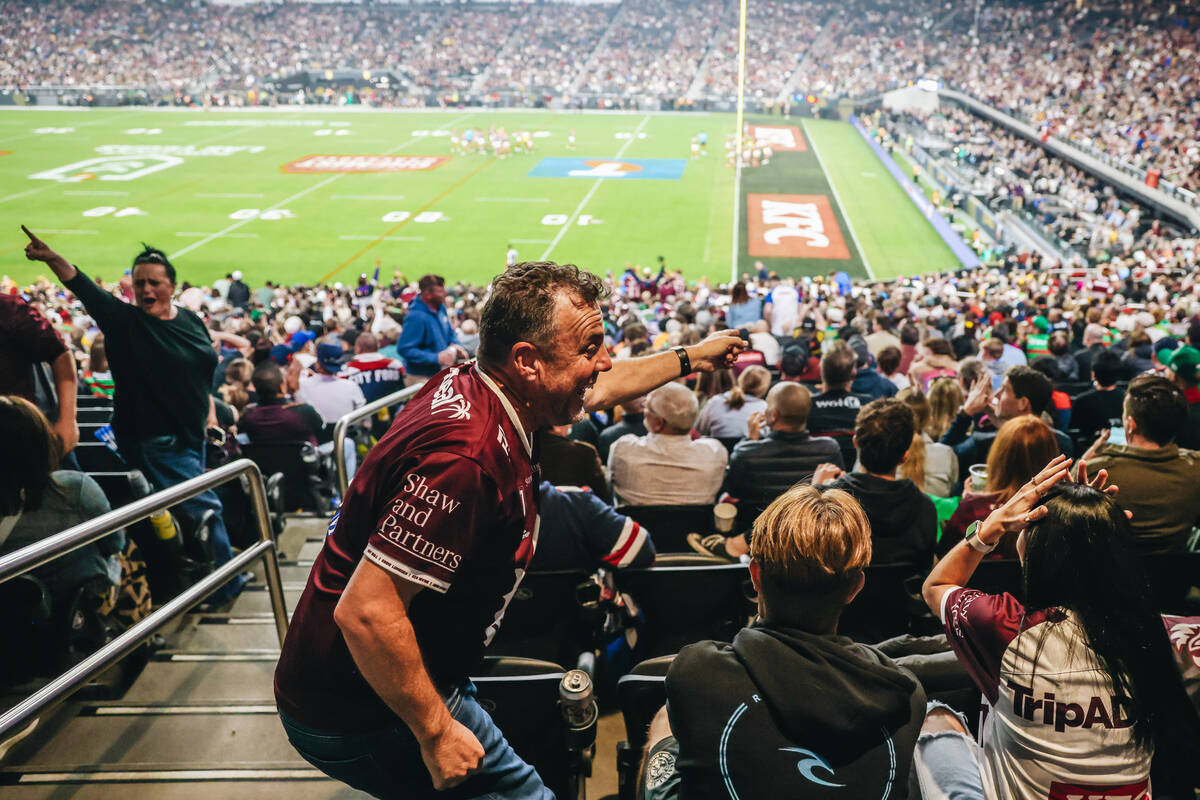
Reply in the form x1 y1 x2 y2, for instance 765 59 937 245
1 515 625 799
775 8 838 104
567 1 631 97
996 209 1072 263
0 518 367 799
470 14 532 95
684 0 736 101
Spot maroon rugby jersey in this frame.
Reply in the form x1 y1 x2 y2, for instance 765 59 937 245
275 364 539 732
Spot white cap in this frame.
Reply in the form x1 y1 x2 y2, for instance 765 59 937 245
232 270 243 281
284 315 303 335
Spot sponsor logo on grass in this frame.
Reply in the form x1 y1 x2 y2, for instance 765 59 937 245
95 144 264 156
746 193 850 260
527 157 686 180
282 154 449 173
30 155 183 183
749 125 806 152
0 150 9 157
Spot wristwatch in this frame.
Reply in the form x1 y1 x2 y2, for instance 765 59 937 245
672 346 692 377
964 520 998 554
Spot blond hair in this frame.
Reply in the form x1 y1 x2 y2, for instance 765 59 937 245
896 387 930 491
727 365 771 410
926 376 964 440
751 485 872 593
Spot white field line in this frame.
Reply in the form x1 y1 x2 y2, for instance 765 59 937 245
0 185 54 205
169 181 336 258
540 114 650 261
800 118 875 279
169 111 479 261
4 120 259 207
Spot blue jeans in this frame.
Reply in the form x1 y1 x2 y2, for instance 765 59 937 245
912 702 986 800
120 433 244 603
279 683 553 800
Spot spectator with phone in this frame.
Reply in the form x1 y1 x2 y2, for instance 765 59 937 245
1082 374 1200 553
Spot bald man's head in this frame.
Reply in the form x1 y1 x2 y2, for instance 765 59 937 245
354 332 379 354
767 382 811 431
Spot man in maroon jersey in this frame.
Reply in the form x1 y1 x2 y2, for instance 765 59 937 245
275 261 744 799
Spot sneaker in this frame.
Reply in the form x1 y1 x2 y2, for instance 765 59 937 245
687 533 735 562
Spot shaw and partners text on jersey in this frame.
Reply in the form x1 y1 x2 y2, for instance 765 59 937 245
378 472 465 572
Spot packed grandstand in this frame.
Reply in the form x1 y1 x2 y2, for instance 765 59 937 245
2 1 1200 798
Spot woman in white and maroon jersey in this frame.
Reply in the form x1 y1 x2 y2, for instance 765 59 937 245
918 455 1200 799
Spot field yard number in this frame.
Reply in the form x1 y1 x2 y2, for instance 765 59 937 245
382 211 446 223
542 214 601 226
314 129 351 136
34 127 74 134
123 128 162 135
229 208 295 220
83 206 148 218
615 132 648 139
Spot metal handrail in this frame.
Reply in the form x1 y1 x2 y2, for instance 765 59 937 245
0 458 288 739
332 385 422 497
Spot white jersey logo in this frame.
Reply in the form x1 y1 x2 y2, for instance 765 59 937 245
497 426 510 457
430 367 471 420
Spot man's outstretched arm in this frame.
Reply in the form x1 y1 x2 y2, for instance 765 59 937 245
586 330 744 411
334 558 484 790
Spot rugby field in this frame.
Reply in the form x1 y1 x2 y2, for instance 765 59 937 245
0 108 956 287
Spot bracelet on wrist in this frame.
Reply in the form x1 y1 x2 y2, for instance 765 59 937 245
672 346 691 378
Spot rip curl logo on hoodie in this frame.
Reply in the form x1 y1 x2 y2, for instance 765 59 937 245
779 748 843 787
430 367 471 420
718 696 897 799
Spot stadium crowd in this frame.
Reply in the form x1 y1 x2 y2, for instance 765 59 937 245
4 0 1199 197
877 105 1200 270
5 230 1200 791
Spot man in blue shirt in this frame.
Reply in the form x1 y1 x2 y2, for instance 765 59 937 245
397 274 465 384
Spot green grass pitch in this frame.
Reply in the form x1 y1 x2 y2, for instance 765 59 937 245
0 108 957 288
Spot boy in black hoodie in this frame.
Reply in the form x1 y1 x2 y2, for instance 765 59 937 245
641 485 927 799
812 397 937 566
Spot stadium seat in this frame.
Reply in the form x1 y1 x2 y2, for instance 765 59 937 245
820 429 858 476
615 557 754 658
964 558 1024 600
74 442 129 472
1142 551 1200 615
238 440 330 512
0 574 54 685
471 656 591 800
715 436 744 454
619 504 718 553
615 655 674 800
487 569 596 666
838 562 933 642
76 395 112 408
75 407 113 424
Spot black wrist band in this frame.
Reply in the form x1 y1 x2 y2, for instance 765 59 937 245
672 346 691 377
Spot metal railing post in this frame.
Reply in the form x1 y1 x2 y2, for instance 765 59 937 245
0 458 289 739
332 385 422 497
